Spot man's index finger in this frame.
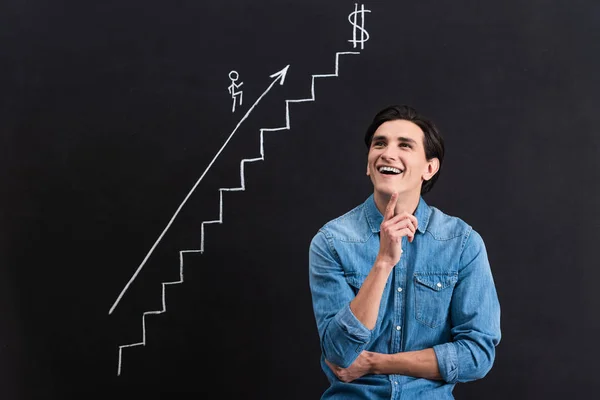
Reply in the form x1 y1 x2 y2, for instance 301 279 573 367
385 192 398 220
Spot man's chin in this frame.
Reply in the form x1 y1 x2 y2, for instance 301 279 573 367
375 186 418 199
374 189 400 199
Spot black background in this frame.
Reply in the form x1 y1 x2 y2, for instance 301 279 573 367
2 0 599 398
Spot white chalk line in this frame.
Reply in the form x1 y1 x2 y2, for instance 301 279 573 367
115 52 360 376
109 65 290 316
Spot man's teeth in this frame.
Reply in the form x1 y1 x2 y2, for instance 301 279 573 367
379 166 402 174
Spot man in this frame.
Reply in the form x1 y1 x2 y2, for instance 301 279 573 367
308 104 501 399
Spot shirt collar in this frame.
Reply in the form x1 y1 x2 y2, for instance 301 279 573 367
365 194 431 234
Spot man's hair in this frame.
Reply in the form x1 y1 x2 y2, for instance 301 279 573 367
364 104 445 195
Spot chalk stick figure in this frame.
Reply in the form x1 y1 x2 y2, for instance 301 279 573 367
228 70 244 112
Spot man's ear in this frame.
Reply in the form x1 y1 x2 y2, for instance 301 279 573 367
422 158 440 181
366 162 370 176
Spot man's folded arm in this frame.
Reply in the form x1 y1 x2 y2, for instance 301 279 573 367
433 229 501 382
363 229 501 383
309 231 373 368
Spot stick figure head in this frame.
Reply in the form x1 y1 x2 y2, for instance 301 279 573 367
229 71 239 81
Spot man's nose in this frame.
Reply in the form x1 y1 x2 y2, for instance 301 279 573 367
381 147 398 160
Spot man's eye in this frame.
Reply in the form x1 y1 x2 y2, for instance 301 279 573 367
400 143 411 148
373 141 385 147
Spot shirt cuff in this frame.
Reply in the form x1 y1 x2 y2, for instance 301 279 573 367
336 304 371 341
433 342 459 383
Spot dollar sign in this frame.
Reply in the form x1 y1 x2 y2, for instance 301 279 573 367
348 3 371 50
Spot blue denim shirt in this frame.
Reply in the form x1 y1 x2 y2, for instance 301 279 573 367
308 194 501 399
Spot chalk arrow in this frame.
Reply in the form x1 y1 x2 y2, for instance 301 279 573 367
108 65 291 315
270 64 289 85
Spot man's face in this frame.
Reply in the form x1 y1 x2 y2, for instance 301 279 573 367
366 119 438 199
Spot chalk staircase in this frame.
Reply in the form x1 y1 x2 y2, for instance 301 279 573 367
116 51 361 376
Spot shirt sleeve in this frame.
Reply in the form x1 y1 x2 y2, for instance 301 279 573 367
308 230 372 368
432 228 502 383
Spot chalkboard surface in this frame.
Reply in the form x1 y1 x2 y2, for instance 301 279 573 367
2 0 599 398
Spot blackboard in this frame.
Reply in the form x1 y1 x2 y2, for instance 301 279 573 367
2 0 599 398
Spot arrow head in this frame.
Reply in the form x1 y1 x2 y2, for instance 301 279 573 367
269 65 290 85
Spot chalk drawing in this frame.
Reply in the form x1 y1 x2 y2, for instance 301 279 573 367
112 51 360 376
228 70 244 112
198 51 361 255
112 66 288 376
348 3 370 50
109 65 289 317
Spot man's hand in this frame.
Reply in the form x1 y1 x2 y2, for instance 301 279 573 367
325 351 373 383
377 192 418 267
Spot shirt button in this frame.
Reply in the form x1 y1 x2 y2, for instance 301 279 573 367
396 325 401 331
436 282 442 288
394 381 398 385
397 287 403 292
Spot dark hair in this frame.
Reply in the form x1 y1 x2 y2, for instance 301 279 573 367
364 104 445 195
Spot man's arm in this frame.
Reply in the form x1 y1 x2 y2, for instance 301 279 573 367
326 349 441 383
309 193 417 368
432 228 501 383
350 193 417 329
377 229 500 383
328 229 501 383
369 349 441 380
309 229 372 369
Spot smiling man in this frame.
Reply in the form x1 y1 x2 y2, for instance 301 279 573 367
308 104 501 399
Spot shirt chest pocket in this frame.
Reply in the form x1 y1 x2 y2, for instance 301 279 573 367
413 273 458 328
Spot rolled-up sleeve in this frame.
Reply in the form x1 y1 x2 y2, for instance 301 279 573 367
433 228 501 383
309 230 372 368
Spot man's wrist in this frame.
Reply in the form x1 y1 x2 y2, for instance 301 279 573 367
373 257 397 271
365 351 381 374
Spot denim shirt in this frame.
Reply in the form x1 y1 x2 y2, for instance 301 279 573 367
308 194 501 399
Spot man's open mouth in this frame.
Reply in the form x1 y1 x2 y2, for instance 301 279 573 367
378 166 403 175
